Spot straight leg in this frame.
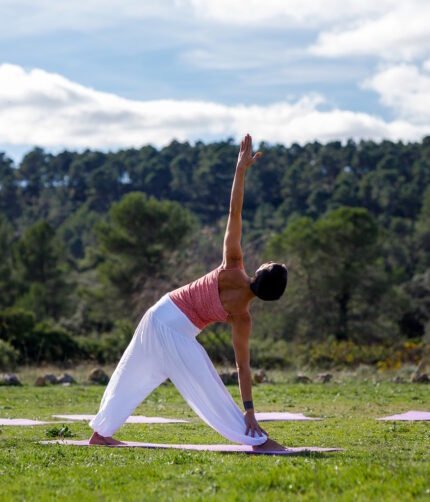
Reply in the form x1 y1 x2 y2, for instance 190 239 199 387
90 311 167 437
160 331 267 446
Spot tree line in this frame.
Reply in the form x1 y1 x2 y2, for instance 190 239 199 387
0 137 429 368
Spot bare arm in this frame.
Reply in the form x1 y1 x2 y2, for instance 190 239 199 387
231 313 266 438
222 134 262 269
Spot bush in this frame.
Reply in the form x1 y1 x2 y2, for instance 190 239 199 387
250 338 293 369
297 339 391 369
290 339 430 370
30 323 80 364
0 307 80 364
200 330 293 369
200 329 235 365
376 341 430 371
0 308 36 363
0 308 35 344
0 339 19 371
77 320 134 363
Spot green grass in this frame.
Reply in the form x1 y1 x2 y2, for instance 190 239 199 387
0 379 429 501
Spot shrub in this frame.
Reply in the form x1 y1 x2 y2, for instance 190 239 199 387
290 339 430 370
299 339 391 369
77 320 134 364
0 308 36 363
200 329 235 365
0 339 19 371
200 330 293 369
376 341 429 371
30 323 80 364
250 338 293 369
0 308 80 364
0 308 35 344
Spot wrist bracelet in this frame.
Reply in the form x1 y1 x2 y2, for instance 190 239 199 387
243 400 254 411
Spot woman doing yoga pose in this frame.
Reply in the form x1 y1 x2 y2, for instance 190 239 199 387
89 134 288 451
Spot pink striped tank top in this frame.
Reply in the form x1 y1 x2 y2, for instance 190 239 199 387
169 267 229 329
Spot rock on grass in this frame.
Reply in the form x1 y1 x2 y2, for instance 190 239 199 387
0 373 22 386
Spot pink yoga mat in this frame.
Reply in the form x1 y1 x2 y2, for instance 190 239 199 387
40 439 342 455
52 414 189 424
52 413 319 423
377 411 430 421
0 418 59 426
255 412 321 421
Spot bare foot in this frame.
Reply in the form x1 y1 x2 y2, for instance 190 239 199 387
252 438 286 452
89 431 124 446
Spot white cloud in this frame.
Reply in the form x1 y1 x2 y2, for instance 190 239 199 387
0 0 400 37
0 64 427 154
183 0 393 27
311 1 430 61
363 63 430 124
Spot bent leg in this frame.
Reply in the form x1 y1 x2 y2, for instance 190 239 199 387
163 333 267 446
90 313 167 437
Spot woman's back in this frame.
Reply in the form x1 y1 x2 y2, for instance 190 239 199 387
169 267 229 329
169 266 252 329
218 267 253 316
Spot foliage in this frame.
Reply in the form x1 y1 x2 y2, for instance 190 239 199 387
14 220 70 320
0 339 19 371
0 138 430 365
45 425 75 438
0 215 16 309
399 270 430 338
97 192 196 311
298 339 394 369
0 308 36 360
199 329 235 365
415 186 430 271
29 323 80 364
268 207 398 342
77 320 134 363
0 308 80 364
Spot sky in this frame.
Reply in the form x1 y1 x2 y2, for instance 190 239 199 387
1 0 430 162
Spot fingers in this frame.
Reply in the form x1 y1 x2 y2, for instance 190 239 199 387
250 426 263 437
246 134 252 154
242 134 252 153
253 151 263 161
245 421 265 438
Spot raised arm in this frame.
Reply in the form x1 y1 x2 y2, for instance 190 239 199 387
222 134 262 269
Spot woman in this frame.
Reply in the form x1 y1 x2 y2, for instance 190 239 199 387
89 134 288 451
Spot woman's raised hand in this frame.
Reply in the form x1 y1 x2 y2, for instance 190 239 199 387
236 134 262 171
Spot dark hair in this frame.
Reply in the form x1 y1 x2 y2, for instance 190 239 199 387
250 263 288 301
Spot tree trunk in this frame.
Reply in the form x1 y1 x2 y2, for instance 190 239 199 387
336 290 350 340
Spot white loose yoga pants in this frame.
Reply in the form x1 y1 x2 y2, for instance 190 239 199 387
90 295 267 446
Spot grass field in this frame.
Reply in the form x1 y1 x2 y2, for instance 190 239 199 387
0 374 429 501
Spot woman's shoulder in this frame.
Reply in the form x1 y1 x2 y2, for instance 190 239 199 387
218 264 248 284
218 261 246 273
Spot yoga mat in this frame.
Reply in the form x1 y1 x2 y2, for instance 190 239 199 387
53 413 319 423
0 418 60 426
255 412 321 421
40 440 342 455
52 414 189 424
377 411 430 421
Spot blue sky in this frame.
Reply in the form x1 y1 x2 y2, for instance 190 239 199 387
1 0 429 161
